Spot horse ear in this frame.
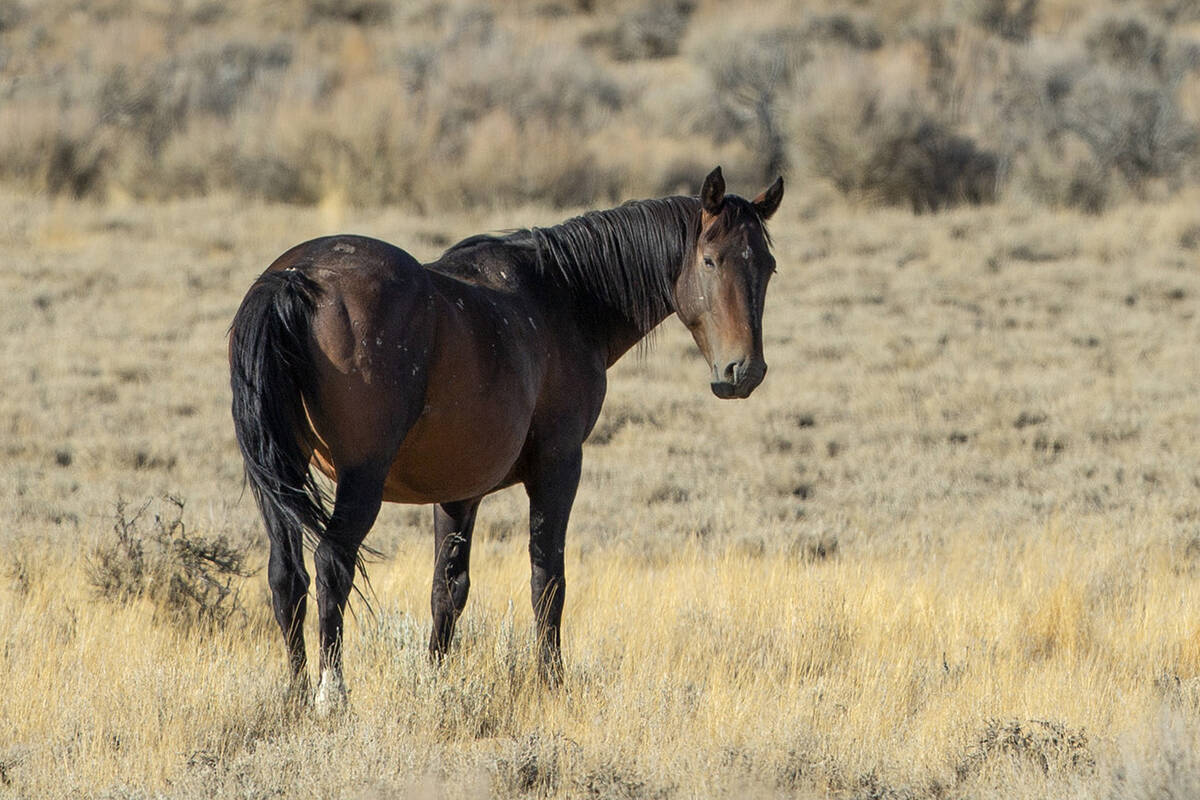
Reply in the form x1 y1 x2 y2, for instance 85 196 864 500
700 166 725 215
752 176 784 220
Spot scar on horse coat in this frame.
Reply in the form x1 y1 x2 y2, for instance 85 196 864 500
229 167 783 711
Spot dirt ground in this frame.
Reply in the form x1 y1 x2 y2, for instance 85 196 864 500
3 186 1200 797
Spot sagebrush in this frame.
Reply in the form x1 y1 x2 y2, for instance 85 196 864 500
4 0 1200 211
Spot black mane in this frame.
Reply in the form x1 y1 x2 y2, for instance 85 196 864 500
446 196 702 332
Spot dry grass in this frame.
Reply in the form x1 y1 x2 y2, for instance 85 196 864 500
5 182 1200 796
6 5 1200 795
5 520 1200 798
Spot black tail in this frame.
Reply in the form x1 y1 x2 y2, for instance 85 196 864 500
229 269 329 564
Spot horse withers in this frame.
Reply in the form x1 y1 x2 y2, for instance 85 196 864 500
229 167 783 711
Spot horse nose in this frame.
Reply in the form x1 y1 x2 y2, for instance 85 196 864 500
718 358 745 385
711 358 766 399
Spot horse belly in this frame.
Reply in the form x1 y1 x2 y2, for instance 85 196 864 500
380 390 531 504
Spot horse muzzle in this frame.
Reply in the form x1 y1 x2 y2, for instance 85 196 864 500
710 358 766 399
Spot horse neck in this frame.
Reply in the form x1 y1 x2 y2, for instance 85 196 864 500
530 196 701 365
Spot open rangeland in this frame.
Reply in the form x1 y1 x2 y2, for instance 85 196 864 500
4 186 1200 798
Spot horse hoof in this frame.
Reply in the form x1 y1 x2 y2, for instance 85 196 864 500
313 668 348 717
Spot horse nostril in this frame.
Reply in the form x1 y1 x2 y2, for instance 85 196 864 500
720 359 744 384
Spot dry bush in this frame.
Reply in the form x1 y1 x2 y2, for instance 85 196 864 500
692 12 1000 209
601 0 695 61
306 0 392 26
1061 68 1197 191
0 0 24 31
0 1 628 209
1021 144 1114 213
5 0 1200 212
496 732 564 796
0 35 296 201
794 53 999 212
687 22 812 182
98 40 293 134
0 104 103 199
1085 9 1168 71
1109 712 1200 799
271 12 623 208
859 114 999 212
810 12 884 50
954 719 1094 784
950 0 1038 41
1002 43 1199 208
686 11 884 184
86 497 257 629
908 7 1200 211
1044 12 1200 192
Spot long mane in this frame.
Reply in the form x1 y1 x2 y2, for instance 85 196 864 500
448 196 702 332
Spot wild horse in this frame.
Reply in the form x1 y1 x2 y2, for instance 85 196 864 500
229 167 783 711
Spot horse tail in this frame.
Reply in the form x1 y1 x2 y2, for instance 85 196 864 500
229 268 330 564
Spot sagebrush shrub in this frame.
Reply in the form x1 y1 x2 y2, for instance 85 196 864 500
87 497 257 630
608 0 695 61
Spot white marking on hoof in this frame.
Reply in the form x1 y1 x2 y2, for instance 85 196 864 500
313 668 348 717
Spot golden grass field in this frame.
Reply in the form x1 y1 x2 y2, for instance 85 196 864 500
5 182 1200 798
7 0 1200 796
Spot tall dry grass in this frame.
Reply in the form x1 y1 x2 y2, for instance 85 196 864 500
5 513 1200 797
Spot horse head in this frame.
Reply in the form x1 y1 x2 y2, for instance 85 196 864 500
674 166 784 399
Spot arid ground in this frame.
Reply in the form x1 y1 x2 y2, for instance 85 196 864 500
5 185 1200 798
6 0 1200 798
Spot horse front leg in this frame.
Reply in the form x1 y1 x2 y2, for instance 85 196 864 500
429 497 482 658
525 449 582 683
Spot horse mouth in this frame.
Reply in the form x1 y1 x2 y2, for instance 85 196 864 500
710 363 766 399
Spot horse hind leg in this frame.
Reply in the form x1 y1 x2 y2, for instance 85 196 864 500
429 497 481 658
312 463 386 716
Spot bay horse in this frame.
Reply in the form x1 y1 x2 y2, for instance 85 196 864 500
229 167 783 711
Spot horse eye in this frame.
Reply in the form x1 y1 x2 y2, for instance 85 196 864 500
703 256 716 269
